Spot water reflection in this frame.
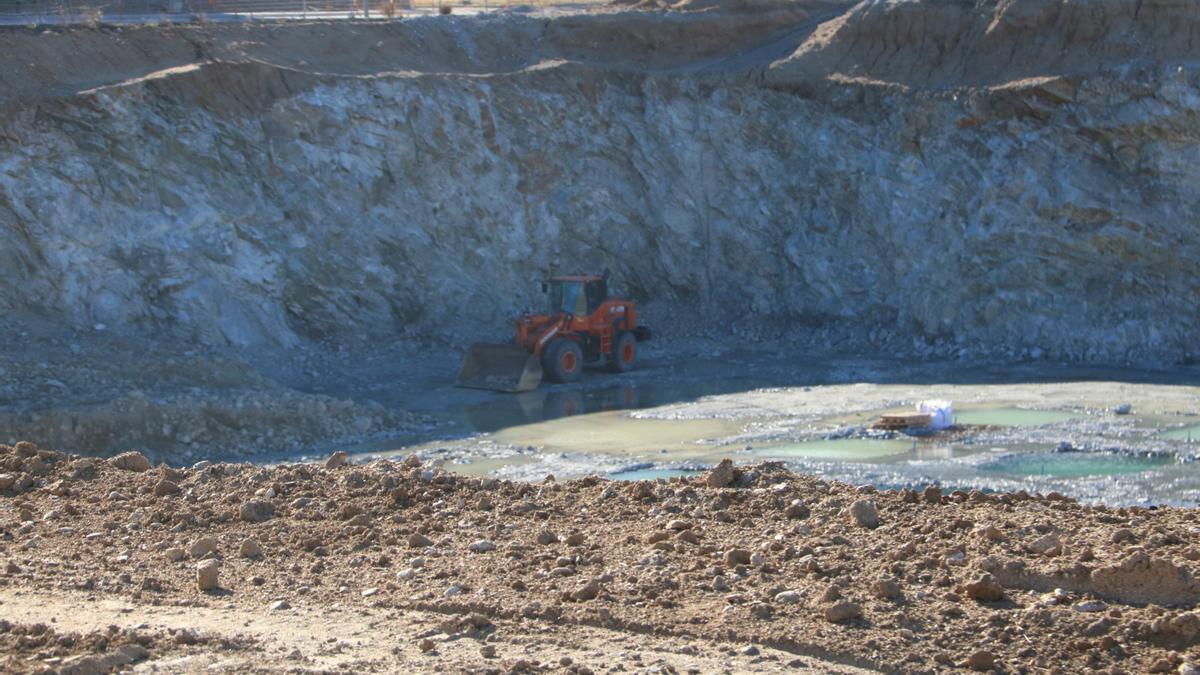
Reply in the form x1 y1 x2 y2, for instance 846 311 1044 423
977 451 1174 479
457 378 767 433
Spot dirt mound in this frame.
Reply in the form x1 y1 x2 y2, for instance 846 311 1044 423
0 621 152 673
1090 553 1200 607
769 0 1200 88
2 441 1200 672
983 552 1200 609
0 615 255 673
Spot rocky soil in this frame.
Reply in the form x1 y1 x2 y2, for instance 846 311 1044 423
2 441 1199 673
0 322 432 463
1 0 1199 363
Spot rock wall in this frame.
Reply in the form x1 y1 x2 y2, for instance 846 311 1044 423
1 0 1198 363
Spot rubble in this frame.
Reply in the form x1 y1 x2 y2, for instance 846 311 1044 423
0 442 1193 671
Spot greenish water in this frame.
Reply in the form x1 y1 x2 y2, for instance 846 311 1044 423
955 407 1079 427
755 438 916 461
978 452 1171 479
609 468 703 481
1158 425 1200 442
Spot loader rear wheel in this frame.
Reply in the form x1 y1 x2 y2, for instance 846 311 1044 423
543 339 583 384
609 331 637 373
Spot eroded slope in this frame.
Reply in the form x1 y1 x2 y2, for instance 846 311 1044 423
1 0 1198 364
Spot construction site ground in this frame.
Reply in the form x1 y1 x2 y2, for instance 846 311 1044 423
2 444 1200 674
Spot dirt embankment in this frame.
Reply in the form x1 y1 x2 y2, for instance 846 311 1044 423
770 0 1200 88
1 441 1199 673
9 0 1196 112
0 4 825 106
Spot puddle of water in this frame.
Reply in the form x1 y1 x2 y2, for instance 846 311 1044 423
978 452 1172 479
445 455 536 477
489 410 745 457
1158 424 1200 442
609 467 704 481
755 438 916 461
954 407 1079 427
453 378 769 435
333 358 1200 505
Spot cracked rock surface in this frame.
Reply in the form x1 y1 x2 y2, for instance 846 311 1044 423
1 0 1198 362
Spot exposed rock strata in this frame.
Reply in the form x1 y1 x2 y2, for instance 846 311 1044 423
0 1 1197 362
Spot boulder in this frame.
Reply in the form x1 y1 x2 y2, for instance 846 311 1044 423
823 601 862 623
705 459 736 488
196 559 220 591
850 499 879 528
110 451 151 472
153 479 180 496
240 500 275 523
239 538 263 558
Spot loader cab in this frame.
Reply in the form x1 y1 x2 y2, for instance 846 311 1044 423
545 274 608 316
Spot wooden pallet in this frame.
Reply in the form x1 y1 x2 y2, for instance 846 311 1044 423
876 412 934 430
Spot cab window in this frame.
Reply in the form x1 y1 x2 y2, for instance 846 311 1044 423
586 279 608 313
551 281 586 315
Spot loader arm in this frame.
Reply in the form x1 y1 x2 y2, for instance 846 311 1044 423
530 314 569 358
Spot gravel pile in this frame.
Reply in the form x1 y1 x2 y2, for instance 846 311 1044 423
1 441 1198 672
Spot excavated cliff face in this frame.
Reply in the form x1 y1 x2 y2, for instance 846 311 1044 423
772 0 1200 88
0 0 1197 363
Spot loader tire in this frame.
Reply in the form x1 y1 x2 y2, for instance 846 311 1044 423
609 331 637 373
544 339 583 384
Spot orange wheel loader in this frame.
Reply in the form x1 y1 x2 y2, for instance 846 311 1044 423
456 271 652 392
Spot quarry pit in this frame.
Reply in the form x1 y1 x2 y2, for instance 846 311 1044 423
2 1 1200 672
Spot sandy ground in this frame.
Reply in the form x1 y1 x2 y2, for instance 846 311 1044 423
1 442 1199 673
1 587 854 673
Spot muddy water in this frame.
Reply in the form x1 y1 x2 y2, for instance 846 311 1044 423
610 468 704 482
754 438 918 461
977 451 1173 479
953 407 1080 427
337 351 1200 506
1159 424 1200 442
489 414 740 457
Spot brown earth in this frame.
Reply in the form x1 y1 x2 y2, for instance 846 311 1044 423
1 442 1198 673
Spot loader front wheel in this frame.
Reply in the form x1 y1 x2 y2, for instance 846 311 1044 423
609 331 637 373
544 339 583 384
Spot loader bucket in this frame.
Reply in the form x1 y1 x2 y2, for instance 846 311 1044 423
455 343 544 393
